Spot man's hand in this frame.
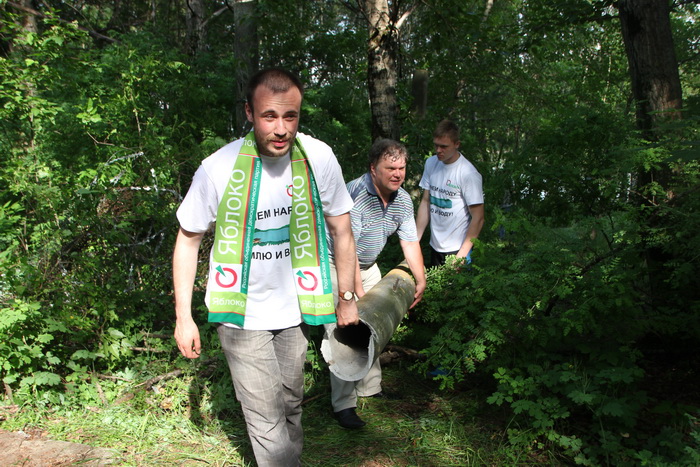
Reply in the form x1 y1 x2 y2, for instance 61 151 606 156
410 278 426 309
446 254 470 272
174 317 201 359
400 239 427 310
335 299 360 327
173 228 204 359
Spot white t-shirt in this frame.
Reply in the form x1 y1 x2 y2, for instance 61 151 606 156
177 133 353 330
419 154 484 253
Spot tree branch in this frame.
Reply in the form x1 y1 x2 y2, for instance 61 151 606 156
6 1 117 43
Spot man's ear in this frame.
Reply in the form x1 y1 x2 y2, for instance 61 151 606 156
245 102 253 123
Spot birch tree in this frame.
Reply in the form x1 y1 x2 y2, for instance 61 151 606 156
349 0 416 140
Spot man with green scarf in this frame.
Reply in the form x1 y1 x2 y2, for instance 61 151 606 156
173 68 358 466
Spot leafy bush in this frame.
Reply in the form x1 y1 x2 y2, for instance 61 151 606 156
0 16 192 401
415 136 700 464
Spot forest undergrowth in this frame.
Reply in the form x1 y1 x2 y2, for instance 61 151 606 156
1 329 697 466
0 350 543 467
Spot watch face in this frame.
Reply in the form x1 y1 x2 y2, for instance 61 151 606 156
342 291 353 300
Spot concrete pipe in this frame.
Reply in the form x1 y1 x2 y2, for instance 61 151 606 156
321 261 416 382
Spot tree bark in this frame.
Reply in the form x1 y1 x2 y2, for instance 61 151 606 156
411 69 428 118
19 0 38 35
322 262 415 381
365 0 400 141
618 0 682 140
618 0 684 311
185 0 206 56
233 0 258 137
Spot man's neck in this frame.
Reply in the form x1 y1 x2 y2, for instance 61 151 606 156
443 152 461 165
370 178 395 207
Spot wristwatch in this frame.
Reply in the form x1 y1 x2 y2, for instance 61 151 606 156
339 290 354 301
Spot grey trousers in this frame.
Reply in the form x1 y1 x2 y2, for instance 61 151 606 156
218 324 308 467
325 263 383 412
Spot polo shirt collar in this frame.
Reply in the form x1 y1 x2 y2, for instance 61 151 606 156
363 172 398 203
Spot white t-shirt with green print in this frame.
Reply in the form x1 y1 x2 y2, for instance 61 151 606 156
419 153 484 253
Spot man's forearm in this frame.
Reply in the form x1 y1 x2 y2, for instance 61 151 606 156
401 240 425 284
325 213 360 326
333 227 357 294
457 204 484 258
173 227 205 359
173 228 204 320
401 239 426 308
415 191 431 240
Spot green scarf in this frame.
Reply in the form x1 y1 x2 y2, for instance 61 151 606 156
207 132 335 326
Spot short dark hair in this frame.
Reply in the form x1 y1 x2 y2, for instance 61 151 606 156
433 119 460 143
246 68 304 112
368 138 409 169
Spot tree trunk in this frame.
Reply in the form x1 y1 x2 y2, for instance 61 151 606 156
19 0 38 34
411 69 428 118
233 0 258 137
618 0 682 141
185 0 206 56
365 0 400 141
618 0 684 312
4 0 39 55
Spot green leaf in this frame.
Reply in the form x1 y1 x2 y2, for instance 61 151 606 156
108 328 126 338
71 350 98 361
36 333 54 344
33 371 62 386
599 401 625 417
568 390 595 405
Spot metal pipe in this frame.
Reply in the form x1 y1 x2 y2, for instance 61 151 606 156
321 261 416 381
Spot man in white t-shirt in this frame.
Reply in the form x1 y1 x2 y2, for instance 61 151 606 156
416 120 485 267
173 68 359 466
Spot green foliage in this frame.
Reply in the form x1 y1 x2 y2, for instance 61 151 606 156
0 12 194 402
415 129 700 464
0 2 698 465
0 300 64 392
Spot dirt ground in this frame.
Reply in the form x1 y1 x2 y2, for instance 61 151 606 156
0 429 116 466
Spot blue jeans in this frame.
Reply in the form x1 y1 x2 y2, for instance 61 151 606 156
217 324 308 467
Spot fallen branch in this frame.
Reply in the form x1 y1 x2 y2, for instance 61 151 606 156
114 357 219 404
92 373 107 406
301 393 324 406
380 345 426 365
140 332 172 340
133 369 184 390
94 373 132 382
131 346 170 353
